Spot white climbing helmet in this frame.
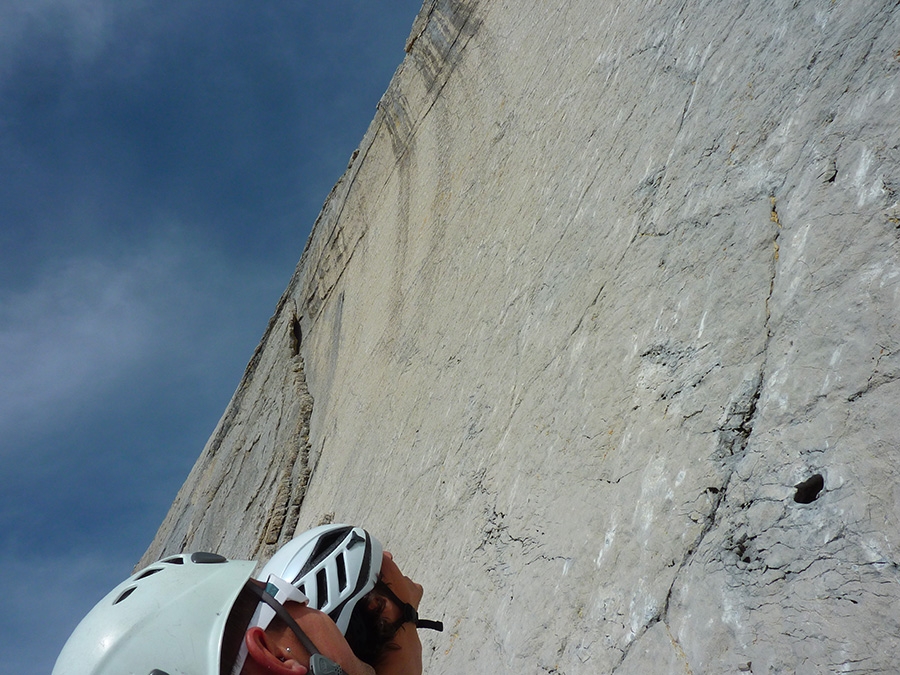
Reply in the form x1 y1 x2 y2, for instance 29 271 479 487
260 524 383 634
52 552 256 675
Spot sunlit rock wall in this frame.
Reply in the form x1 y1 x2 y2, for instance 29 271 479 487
142 0 900 672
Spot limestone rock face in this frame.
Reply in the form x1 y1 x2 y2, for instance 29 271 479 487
141 1 900 672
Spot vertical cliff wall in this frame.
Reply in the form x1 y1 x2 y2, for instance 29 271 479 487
141 1 900 672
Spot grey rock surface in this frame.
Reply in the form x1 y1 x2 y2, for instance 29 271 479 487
141 0 900 672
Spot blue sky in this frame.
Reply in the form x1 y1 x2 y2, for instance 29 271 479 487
0 2 422 672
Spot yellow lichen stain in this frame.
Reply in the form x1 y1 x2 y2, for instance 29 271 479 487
665 623 695 675
443 618 463 655
774 240 780 261
769 196 781 226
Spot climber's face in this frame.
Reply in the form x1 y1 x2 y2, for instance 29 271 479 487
240 579 374 675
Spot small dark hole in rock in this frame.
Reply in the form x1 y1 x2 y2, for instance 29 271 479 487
793 473 824 503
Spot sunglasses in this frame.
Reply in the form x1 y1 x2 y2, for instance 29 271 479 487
230 575 345 675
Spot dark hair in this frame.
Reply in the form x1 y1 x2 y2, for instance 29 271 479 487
343 589 402 665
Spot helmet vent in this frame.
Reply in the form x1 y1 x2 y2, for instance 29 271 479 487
134 568 162 581
336 552 348 591
301 526 352 577
161 556 184 565
316 569 328 606
113 586 137 605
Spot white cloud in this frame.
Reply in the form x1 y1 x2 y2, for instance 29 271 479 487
0 236 258 447
0 232 285 672
0 230 287 670
0 258 150 434
0 0 189 87
0 0 115 77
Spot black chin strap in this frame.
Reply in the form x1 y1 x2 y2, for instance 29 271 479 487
375 581 444 632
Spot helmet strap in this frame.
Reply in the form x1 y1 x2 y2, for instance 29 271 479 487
375 581 444 632
231 579 335 675
240 583 347 674
244 581 322 656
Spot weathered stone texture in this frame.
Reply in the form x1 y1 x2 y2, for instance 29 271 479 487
142 0 900 672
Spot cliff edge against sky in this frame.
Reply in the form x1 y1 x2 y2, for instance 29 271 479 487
141 1 900 672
